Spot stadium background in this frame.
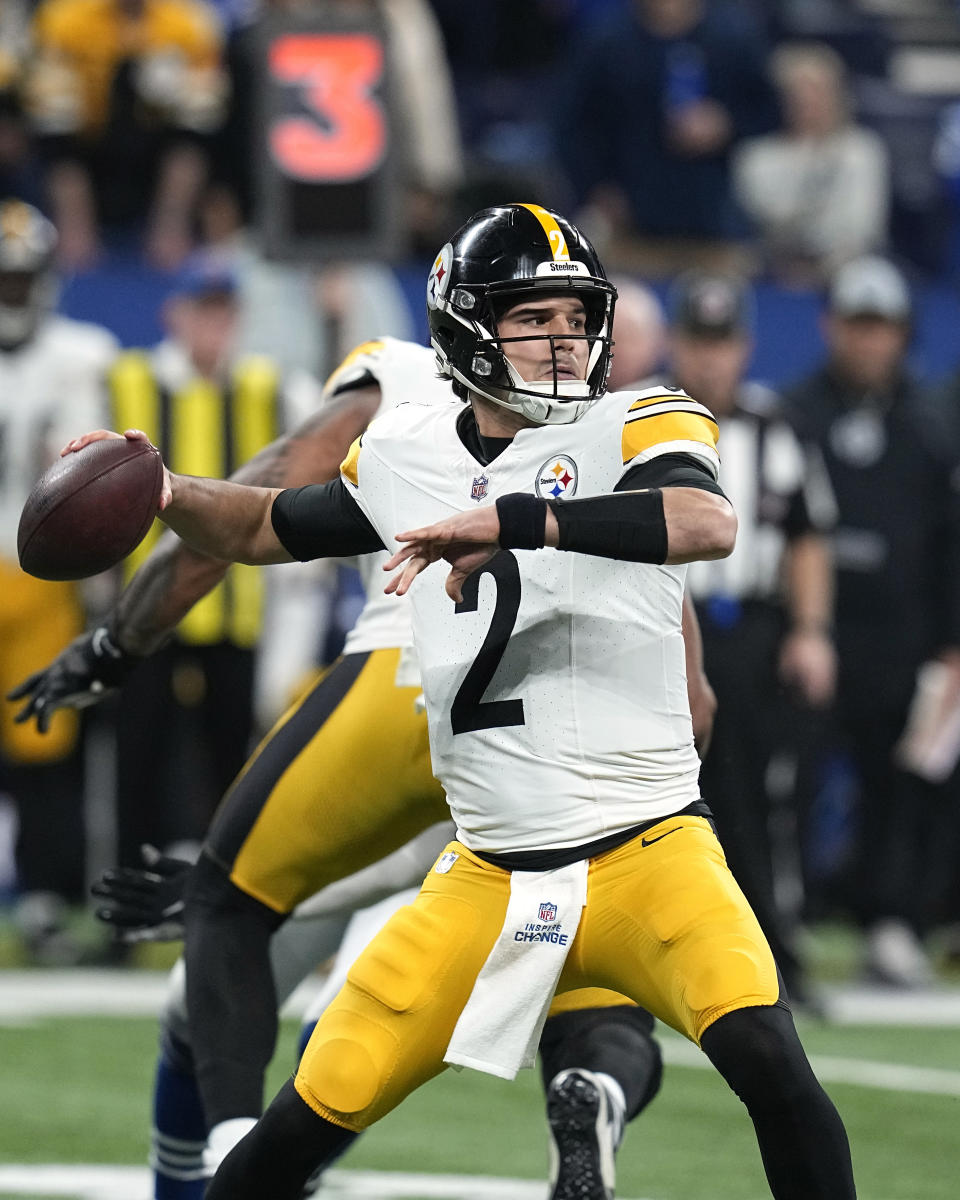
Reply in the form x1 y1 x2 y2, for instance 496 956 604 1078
3 1 960 1197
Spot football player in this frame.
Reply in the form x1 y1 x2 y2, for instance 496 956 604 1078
0 198 118 958
15 328 710 1200
59 203 856 1198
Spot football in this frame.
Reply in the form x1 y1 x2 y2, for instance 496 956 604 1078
18 437 164 581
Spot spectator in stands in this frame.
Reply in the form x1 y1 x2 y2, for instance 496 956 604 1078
734 42 891 286
0 82 45 214
556 0 778 274
785 256 960 987
667 269 837 1005
25 0 229 269
0 4 45 208
606 275 667 389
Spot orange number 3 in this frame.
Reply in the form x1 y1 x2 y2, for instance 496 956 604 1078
269 34 388 183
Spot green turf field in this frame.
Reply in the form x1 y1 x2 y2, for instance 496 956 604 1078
1 997 959 1200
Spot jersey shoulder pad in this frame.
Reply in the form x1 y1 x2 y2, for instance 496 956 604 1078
322 338 444 415
339 396 457 488
618 385 720 477
322 339 388 402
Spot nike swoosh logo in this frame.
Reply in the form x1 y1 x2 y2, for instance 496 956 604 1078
641 826 683 847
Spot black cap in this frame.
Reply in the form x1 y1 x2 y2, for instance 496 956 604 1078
668 271 754 338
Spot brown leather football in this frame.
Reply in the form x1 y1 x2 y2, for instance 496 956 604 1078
18 438 164 580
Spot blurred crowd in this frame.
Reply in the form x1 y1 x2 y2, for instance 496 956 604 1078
4 0 960 1003
1 0 960 285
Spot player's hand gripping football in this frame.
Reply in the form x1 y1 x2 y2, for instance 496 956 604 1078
61 428 174 509
7 625 142 732
384 506 504 601
90 845 190 943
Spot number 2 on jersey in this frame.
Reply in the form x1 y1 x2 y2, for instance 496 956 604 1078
451 551 525 735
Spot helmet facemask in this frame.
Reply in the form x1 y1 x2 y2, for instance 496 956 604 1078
436 279 615 425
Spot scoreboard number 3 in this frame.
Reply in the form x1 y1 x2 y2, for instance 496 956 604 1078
268 33 387 183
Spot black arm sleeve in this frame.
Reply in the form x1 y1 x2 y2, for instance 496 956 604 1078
545 454 728 564
271 480 385 561
616 452 727 496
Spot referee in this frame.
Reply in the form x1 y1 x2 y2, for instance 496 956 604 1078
665 271 837 1004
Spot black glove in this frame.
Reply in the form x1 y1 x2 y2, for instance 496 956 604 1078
7 625 141 733
91 845 191 943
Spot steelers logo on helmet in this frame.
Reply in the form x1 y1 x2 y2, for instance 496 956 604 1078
535 455 579 501
426 203 617 427
427 243 453 310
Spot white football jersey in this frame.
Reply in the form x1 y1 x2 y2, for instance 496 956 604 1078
0 315 118 561
340 385 721 853
319 337 450 656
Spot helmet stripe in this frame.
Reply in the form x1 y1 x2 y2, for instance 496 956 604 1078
517 203 570 262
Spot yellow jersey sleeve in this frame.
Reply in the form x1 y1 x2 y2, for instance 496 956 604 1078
340 435 363 488
621 390 720 478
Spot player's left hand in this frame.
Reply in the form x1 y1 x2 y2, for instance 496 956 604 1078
384 506 502 601
90 845 190 942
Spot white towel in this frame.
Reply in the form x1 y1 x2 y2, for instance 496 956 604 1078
444 859 588 1080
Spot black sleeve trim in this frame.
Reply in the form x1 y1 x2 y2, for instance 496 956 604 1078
327 368 377 398
617 452 727 498
271 479 385 561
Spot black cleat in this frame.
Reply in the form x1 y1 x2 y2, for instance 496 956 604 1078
546 1069 618 1200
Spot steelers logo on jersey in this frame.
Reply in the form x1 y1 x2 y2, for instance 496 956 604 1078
536 455 578 500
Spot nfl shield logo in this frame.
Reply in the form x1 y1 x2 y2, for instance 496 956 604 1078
538 901 558 923
435 851 459 875
471 473 489 502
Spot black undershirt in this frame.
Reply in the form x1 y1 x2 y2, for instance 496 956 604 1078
473 800 715 872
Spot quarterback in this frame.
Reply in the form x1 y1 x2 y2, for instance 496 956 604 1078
63 204 856 1198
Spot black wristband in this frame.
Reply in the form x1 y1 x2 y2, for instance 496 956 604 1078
495 493 548 550
548 489 668 563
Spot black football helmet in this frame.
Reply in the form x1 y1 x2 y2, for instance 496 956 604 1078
427 203 617 425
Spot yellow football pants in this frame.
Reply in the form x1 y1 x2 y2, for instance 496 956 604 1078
295 816 779 1131
0 560 81 763
209 648 449 913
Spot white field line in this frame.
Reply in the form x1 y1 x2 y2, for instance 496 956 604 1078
659 1036 960 1096
5 970 960 1026
0 1165 655 1200
4 970 960 1098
